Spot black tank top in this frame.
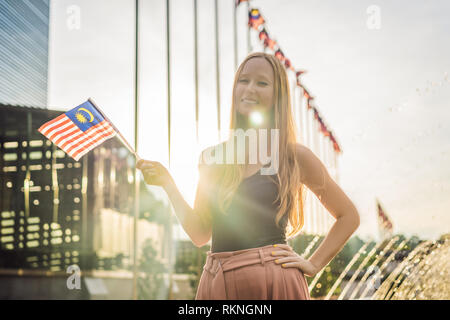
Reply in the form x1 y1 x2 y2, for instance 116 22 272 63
210 164 288 253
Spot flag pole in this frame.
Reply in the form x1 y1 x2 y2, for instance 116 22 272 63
214 0 221 141
132 0 140 300
87 98 141 161
325 138 332 230
166 0 175 300
194 0 199 141
312 112 321 234
246 0 251 53
319 134 327 232
193 0 203 291
334 146 339 184
233 0 238 71
306 103 314 234
299 86 311 233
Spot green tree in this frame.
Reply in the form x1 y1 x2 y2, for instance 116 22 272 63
137 238 168 300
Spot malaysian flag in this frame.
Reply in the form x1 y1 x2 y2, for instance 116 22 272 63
38 99 117 161
248 8 265 30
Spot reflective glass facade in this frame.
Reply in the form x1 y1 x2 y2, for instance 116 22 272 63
0 0 50 107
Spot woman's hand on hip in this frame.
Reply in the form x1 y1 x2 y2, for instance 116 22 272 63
271 244 319 278
136 159 173 188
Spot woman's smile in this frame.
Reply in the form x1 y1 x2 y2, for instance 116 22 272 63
242 98 259 104
235 57 275 117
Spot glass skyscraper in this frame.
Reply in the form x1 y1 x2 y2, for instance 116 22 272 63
0 0 50 107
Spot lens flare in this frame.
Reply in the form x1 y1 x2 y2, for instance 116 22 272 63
249 111 263 126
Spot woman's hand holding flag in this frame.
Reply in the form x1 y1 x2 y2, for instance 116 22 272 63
136 159 173 188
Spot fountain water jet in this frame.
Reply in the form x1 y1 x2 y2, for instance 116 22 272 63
348 236 400 299
359 238 409 299
337 239 388 300
389 237 449 300
371 240 433 300
324 241 372 300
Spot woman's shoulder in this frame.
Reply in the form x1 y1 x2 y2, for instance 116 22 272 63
291 142 311 159
291 142 328 188
291 142 320 166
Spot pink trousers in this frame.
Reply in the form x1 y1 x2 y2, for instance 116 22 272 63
195 244 311 300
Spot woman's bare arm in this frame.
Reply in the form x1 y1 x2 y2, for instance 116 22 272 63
137 157 212 248
162 164 212 247
296 144 360 273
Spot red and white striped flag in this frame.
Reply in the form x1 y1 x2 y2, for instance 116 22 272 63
38 99 117 161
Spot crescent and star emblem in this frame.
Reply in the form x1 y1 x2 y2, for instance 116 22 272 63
77 107 94 122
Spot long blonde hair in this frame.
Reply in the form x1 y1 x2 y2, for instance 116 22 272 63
211 52 306 240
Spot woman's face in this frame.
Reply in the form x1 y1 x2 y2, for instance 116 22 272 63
235 57 275 118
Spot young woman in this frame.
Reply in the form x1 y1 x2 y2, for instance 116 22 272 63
136 52 360 300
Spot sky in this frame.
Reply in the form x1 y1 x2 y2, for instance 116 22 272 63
47 0 450 241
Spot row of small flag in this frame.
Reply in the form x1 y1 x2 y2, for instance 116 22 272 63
40 2 342 162
238 1 342 153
